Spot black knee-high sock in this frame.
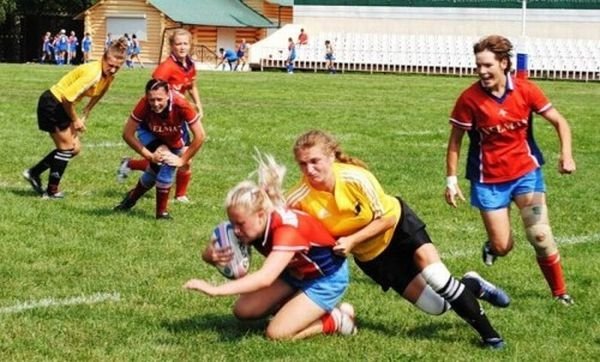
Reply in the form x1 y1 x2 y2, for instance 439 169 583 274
47 149 74 194
438 277 500 341
30 149 57 176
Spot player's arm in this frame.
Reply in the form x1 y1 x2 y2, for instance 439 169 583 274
122 116 159 163
334 214 396 257
178 120 205 165
59 99 85 132
81 86 109 121
445 126 466 207
185 250 293 296
188 83 204 118
539 107 576 174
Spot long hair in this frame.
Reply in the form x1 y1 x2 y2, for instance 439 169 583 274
293 129 367 169
225 150 287 215
104 36 129 61
473 35 513 73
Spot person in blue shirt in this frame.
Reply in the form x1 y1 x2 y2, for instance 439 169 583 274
82 33 92 63
286 37 296 74
217 48 238 71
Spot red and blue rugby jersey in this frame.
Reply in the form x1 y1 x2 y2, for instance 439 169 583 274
450 76 551 183
131 91 198 149
253 207 344 280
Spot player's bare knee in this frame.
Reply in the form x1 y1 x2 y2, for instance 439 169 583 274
520 204 557 257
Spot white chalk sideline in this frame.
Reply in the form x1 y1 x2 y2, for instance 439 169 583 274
0 292 121 315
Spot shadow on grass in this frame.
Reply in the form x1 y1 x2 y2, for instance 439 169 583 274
162 313 266 341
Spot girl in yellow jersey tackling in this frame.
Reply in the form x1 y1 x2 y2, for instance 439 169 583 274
23 38 128 198
286 130 509 349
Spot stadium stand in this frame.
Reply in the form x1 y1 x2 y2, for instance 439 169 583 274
250 25 600 81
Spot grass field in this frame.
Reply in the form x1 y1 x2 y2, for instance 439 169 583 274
1 63 599 361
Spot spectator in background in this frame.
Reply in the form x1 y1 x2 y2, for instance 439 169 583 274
129 34 145 69
104 33 112 51
56 29 68 65
82 32 92 63
235 38 248 71
324 40 336 74
297 28 308 46
124 33 133 68
40 31 53 64
67 30 78 65
286 37 296 74
217 48 238 71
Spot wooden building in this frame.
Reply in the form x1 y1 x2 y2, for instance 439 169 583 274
75 0 293 65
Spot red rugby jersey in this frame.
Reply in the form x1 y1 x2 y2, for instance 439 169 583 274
450 76 551 183
253 208 343 280
152 54 196 94
131 91 198 149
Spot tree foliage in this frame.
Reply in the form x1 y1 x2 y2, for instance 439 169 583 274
15 0 98 15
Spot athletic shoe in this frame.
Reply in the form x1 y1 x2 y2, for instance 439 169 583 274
555 294 574 306
41 191 65 200
482 337 505 350
113 192 136 211
23 169 44 195
174 195 191 204
482 241 497 266
116 157 131 183
156 212 172 220
463 271 510 308
337 302 357 336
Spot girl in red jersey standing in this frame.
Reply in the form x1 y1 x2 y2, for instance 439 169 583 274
184 153 355 340
445 35 576 305
117 29 203 203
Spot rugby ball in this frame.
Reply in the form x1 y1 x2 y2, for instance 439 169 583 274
212 221 251 279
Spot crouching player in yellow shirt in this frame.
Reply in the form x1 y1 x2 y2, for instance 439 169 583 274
23 37 129 198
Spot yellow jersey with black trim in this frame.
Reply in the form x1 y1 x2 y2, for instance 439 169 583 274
50 61 113 103
287 162 401 262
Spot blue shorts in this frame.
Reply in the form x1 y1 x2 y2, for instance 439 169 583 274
470 168 546 211
282 259 349 312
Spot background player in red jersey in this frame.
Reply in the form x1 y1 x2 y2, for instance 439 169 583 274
117 29 203 203
445 35 576 305
184 153 355 340
114 79 205 219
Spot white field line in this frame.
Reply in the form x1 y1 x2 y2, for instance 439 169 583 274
85 141 124 149
0 292 120 315
441 232 599 260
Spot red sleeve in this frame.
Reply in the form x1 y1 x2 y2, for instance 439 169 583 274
524 80 552 114
131 97 149 123
449 90 474 130
177 96 199 125
152 61 171 82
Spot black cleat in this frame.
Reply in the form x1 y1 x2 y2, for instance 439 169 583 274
156 212 172 220
23 169 44 195
114 192 136 211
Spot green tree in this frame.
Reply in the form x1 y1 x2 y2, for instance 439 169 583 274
15 0 97 15
0 0 16 23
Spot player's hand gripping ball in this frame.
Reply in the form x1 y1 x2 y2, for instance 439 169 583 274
212 221 251 279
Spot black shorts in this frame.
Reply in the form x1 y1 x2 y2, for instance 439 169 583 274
355 197 432 295
37 90 71 132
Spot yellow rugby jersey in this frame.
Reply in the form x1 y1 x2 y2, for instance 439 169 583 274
287 162 401 262
50 61 114 103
